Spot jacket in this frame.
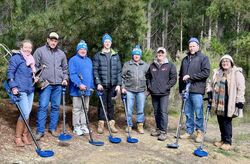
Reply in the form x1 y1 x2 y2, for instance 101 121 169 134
146 59 177 96
122 60 149 92
179 51 210 95
33 45 68 85
69 54 94 96
93 49 122 87
7 53 34 94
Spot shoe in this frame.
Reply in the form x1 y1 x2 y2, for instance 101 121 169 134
137 123 144 134
180 132 191 139
214 141 224 148
81 125 89 134
73 126 84 136
49 130 58 137
195 130 203 143
220 143 232 151
35 133 44 141
158 131 167 141
97 120 105 134
151 129 161 137
125 127 132 133
109 120 118 133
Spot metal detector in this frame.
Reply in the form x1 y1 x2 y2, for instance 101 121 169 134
167 83 191 149
58 86 72 141
97 91 122 144
80 91 104 146
121 93 138 143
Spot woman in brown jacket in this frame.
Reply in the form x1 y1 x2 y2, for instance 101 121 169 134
207 54 245 151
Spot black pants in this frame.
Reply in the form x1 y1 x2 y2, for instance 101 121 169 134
151 95 169 132
98 85 116 121
217 115 232 144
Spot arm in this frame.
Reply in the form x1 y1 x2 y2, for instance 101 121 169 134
116 55 122 86
121 62 128 89
189 56 210 81
68 58 81 87
93 53 101 85
168 63 177 88
62 53 69 81
235 70 245 103
7 56 19 89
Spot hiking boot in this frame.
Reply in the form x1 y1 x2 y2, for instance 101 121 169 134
49 130 58 138
15 120 25 147
97 120 105 134
158 131 167 141
109 120 118 133
180 132 191 139
125 126 132 133
137 123 144 134
220 143 232 151
214 141 224 148
35 133 44 141
81 125 89 134
73 126 84 136
195 130 203 143
151 129 161 137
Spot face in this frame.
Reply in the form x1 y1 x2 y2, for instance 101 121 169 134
47 38 58 49
78 48 87 57
221 59 232 70
156 51 165 62
103 40 112 49
189 42 199 55
21 42 32 56
132 54 141 62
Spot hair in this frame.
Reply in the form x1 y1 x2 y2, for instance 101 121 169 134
19 39 33 48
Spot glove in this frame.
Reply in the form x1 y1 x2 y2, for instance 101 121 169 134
236 102 244 109
207 91 213 102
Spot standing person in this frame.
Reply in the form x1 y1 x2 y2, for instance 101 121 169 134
121 45 149 134
179 37 210 143
69 40 94 136
146 47 177 141
34 32 68 140
207 55 245 150
7 40 36 146
93 33 122 134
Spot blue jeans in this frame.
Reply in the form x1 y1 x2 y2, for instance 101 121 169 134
17 92 34 120
126 91 146 127
184 93 204 134
36 85 62 134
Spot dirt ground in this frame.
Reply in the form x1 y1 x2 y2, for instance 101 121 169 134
0 99 250 164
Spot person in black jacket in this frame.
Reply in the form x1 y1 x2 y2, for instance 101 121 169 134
93 34 122 134
179 37 210 143
146 47 177 141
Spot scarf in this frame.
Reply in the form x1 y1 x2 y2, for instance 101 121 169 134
21 50 36 73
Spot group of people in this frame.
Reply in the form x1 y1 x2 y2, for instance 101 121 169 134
7 32 245 151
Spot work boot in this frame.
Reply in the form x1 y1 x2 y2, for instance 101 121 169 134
125 126 132 133
214 141 224 148
180 132 191 139
22 121 32 145
15 120 25 147
151 129 161 137
97 120 105 134
195 130 203 143
220 143 232 151
137 123 144 134
109 120 118 133
158 131 167 141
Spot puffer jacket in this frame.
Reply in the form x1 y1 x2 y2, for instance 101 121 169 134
7 53 34 94
93 49 122 87
122 60 149 92
179 51 210 94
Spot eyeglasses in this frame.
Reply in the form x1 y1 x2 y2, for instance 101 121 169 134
222 60 231 63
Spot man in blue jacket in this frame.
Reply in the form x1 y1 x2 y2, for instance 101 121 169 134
179 37 210 143
69 40 94 136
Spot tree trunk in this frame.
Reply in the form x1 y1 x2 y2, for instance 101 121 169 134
146 0 152 49
180 13 183 53
236 12 240 54
200 15 204 44
208 16 212 43
162 9 169 48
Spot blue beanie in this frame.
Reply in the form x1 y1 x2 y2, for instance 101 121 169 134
188 37 199 45
131 45 142 56
102 34 112 44
76 40 88 52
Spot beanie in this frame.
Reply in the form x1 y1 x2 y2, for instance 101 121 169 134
102 33 112 44
76 40 88 52
131 45 142 56
220 54 234 64
188 37 199 45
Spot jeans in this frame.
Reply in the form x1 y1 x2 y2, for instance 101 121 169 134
36 85 62 134
126 91 146 127
17 92 34 120
72 96 90 128
184 93 204 134
151 95 169 132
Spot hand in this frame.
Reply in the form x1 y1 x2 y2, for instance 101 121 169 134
236 102 244 109
97 84 103 91
183 75 190 81
33 76 39 83
62 80 68 86
79 84 87 91
121 88 127 94
115 85 121 94
12 87 19 95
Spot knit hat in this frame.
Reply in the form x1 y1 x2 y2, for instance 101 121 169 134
131 45 142 56
102 33 112 44
220 54 234 64
48 32 59 40
157 47 166 54
76 40 88 52
188 37 199 45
